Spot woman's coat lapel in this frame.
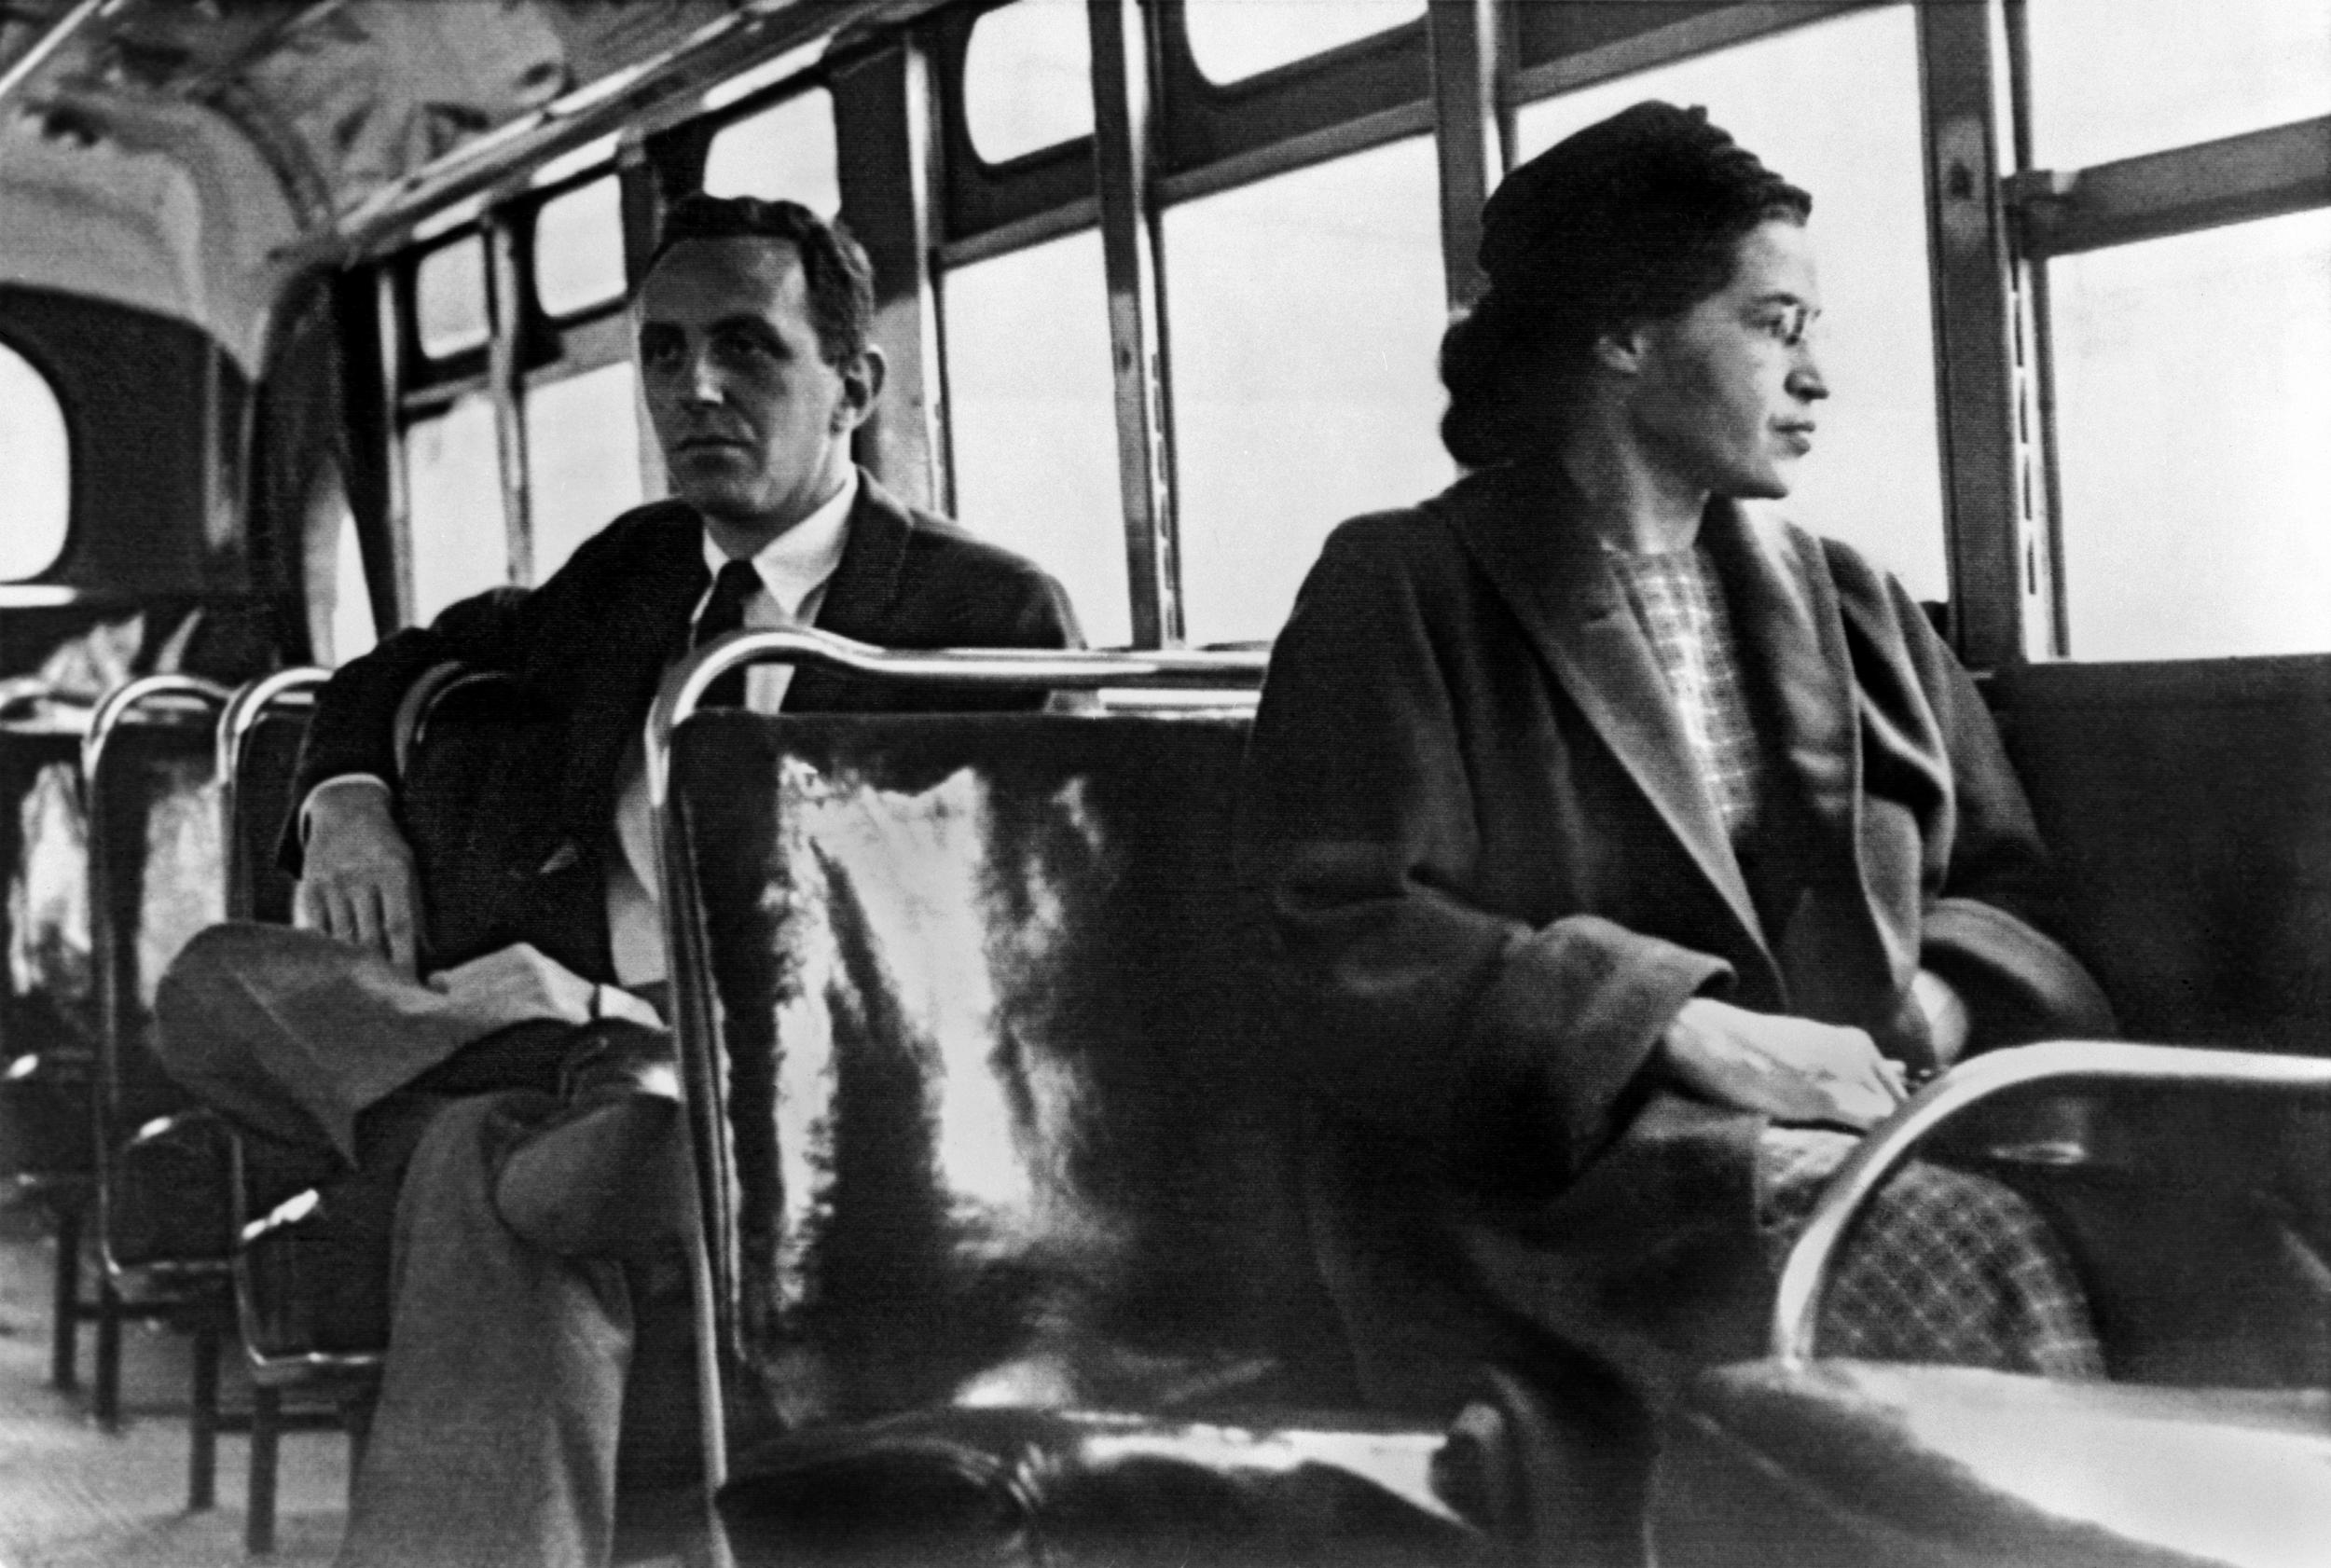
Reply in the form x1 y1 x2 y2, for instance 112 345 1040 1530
1441 464 1771 974
1438 463 1909 1023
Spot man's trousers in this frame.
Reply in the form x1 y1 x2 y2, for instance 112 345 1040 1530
155 922 697 1568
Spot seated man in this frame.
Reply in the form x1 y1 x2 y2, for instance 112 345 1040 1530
158 193 1078 1568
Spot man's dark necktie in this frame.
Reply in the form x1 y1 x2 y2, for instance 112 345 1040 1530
693 558 762 708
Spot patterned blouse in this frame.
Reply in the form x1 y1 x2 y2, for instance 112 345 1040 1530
1607 543 1770 843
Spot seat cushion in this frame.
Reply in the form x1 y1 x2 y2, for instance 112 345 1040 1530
1652 1360 2331 1568
719 1406 1487 1568
0 1049 91 1179
237 1181 395 1362
106 1108 236 1267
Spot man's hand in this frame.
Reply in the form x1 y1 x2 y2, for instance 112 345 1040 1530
297 780 421 975
425 943 597 1030
1658 997 1907 1132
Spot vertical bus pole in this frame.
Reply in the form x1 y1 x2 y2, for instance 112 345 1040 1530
834 41 953 515
360 266 417 631
1089 0 1179 649
1917 0 2037 668
485 212 534 587
1427 0 1510 315
617 143 672 503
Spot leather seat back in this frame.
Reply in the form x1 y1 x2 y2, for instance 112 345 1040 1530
89 715 224 1133
2 736 96 1068
669 710 1350 1436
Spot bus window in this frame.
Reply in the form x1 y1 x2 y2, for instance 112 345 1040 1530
2052 210 2331 662
329 507 378 664
1514 5 1949 605
962 0 1092 164
1181 0 1424 85
943 228 1131 647
2027 0 2331 171
415 233 491 361
0 340 68 580
404 392 507 623
702 87 841 213
525 362 648 583
532 175 627 319
1162 135 1449 647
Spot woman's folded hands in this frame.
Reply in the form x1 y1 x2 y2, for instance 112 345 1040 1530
1657 997 1908 1132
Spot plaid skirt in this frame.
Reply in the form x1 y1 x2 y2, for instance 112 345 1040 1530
1757 1127 2104 1378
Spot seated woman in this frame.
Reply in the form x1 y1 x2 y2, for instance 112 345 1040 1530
1234 102 2117 1561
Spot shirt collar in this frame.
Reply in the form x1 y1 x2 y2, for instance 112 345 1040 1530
699 467 859 621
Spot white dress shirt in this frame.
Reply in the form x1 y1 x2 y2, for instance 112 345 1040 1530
605 471 858 984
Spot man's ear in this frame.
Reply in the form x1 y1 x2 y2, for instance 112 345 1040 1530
1593 323 1651 377
833 346 887 433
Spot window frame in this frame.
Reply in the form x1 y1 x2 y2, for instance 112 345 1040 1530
934 2 1100 259
341 0 2310 671
1998 0 2331 663
0 327 75 585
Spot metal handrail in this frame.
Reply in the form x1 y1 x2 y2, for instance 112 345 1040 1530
647 626 1268 809
215 667 328 791
80 674 232 790
1772 1038 2331 1366
645 626 1269 1490
215 668 329 922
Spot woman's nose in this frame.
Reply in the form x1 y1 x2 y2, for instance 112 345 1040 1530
1788 345 1828 402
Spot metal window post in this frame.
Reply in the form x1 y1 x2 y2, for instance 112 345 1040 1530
1916 0 2033 668
1427 0 1510 313
1089 0 1179 649
484 213 534 586
834 42 952 514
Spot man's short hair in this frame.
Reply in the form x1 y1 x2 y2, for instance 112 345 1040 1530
642 193 876 365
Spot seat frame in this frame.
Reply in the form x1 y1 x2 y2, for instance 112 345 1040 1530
81 676 233 1465
1641 1039 2331 1566
214 665 369 1555
1771 1038 2331 1368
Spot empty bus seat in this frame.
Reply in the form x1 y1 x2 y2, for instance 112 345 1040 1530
1657 1363 2331 1568
1993 658 2331 1061
87 679 240 1283
1650 1041 2331 1568
659 686 1481 1565
0 709 101 1391
80 678 241 1448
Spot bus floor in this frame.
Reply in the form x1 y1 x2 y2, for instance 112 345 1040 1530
0 1195 346 1568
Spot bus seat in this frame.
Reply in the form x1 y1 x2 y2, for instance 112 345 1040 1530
663 705 1483 1566
206 667 372 1555
88 679 239 1279
1994 659 2331 1058
230 665 702 1555
68 675 247 1519
230 659 548 1368
1656 1363 2331 1568
0 739 95 1170
0 718 99 1394
1650 1041 2331 1568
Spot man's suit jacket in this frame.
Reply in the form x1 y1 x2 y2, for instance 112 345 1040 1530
287 471 1079 981
1235 460 2114 1424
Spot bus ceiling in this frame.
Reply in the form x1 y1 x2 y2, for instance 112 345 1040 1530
0 0 876 368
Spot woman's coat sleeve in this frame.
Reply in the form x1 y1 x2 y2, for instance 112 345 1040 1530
1237 519 1729 1179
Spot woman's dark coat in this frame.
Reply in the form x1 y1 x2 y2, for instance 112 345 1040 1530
1235 461 2114 1432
